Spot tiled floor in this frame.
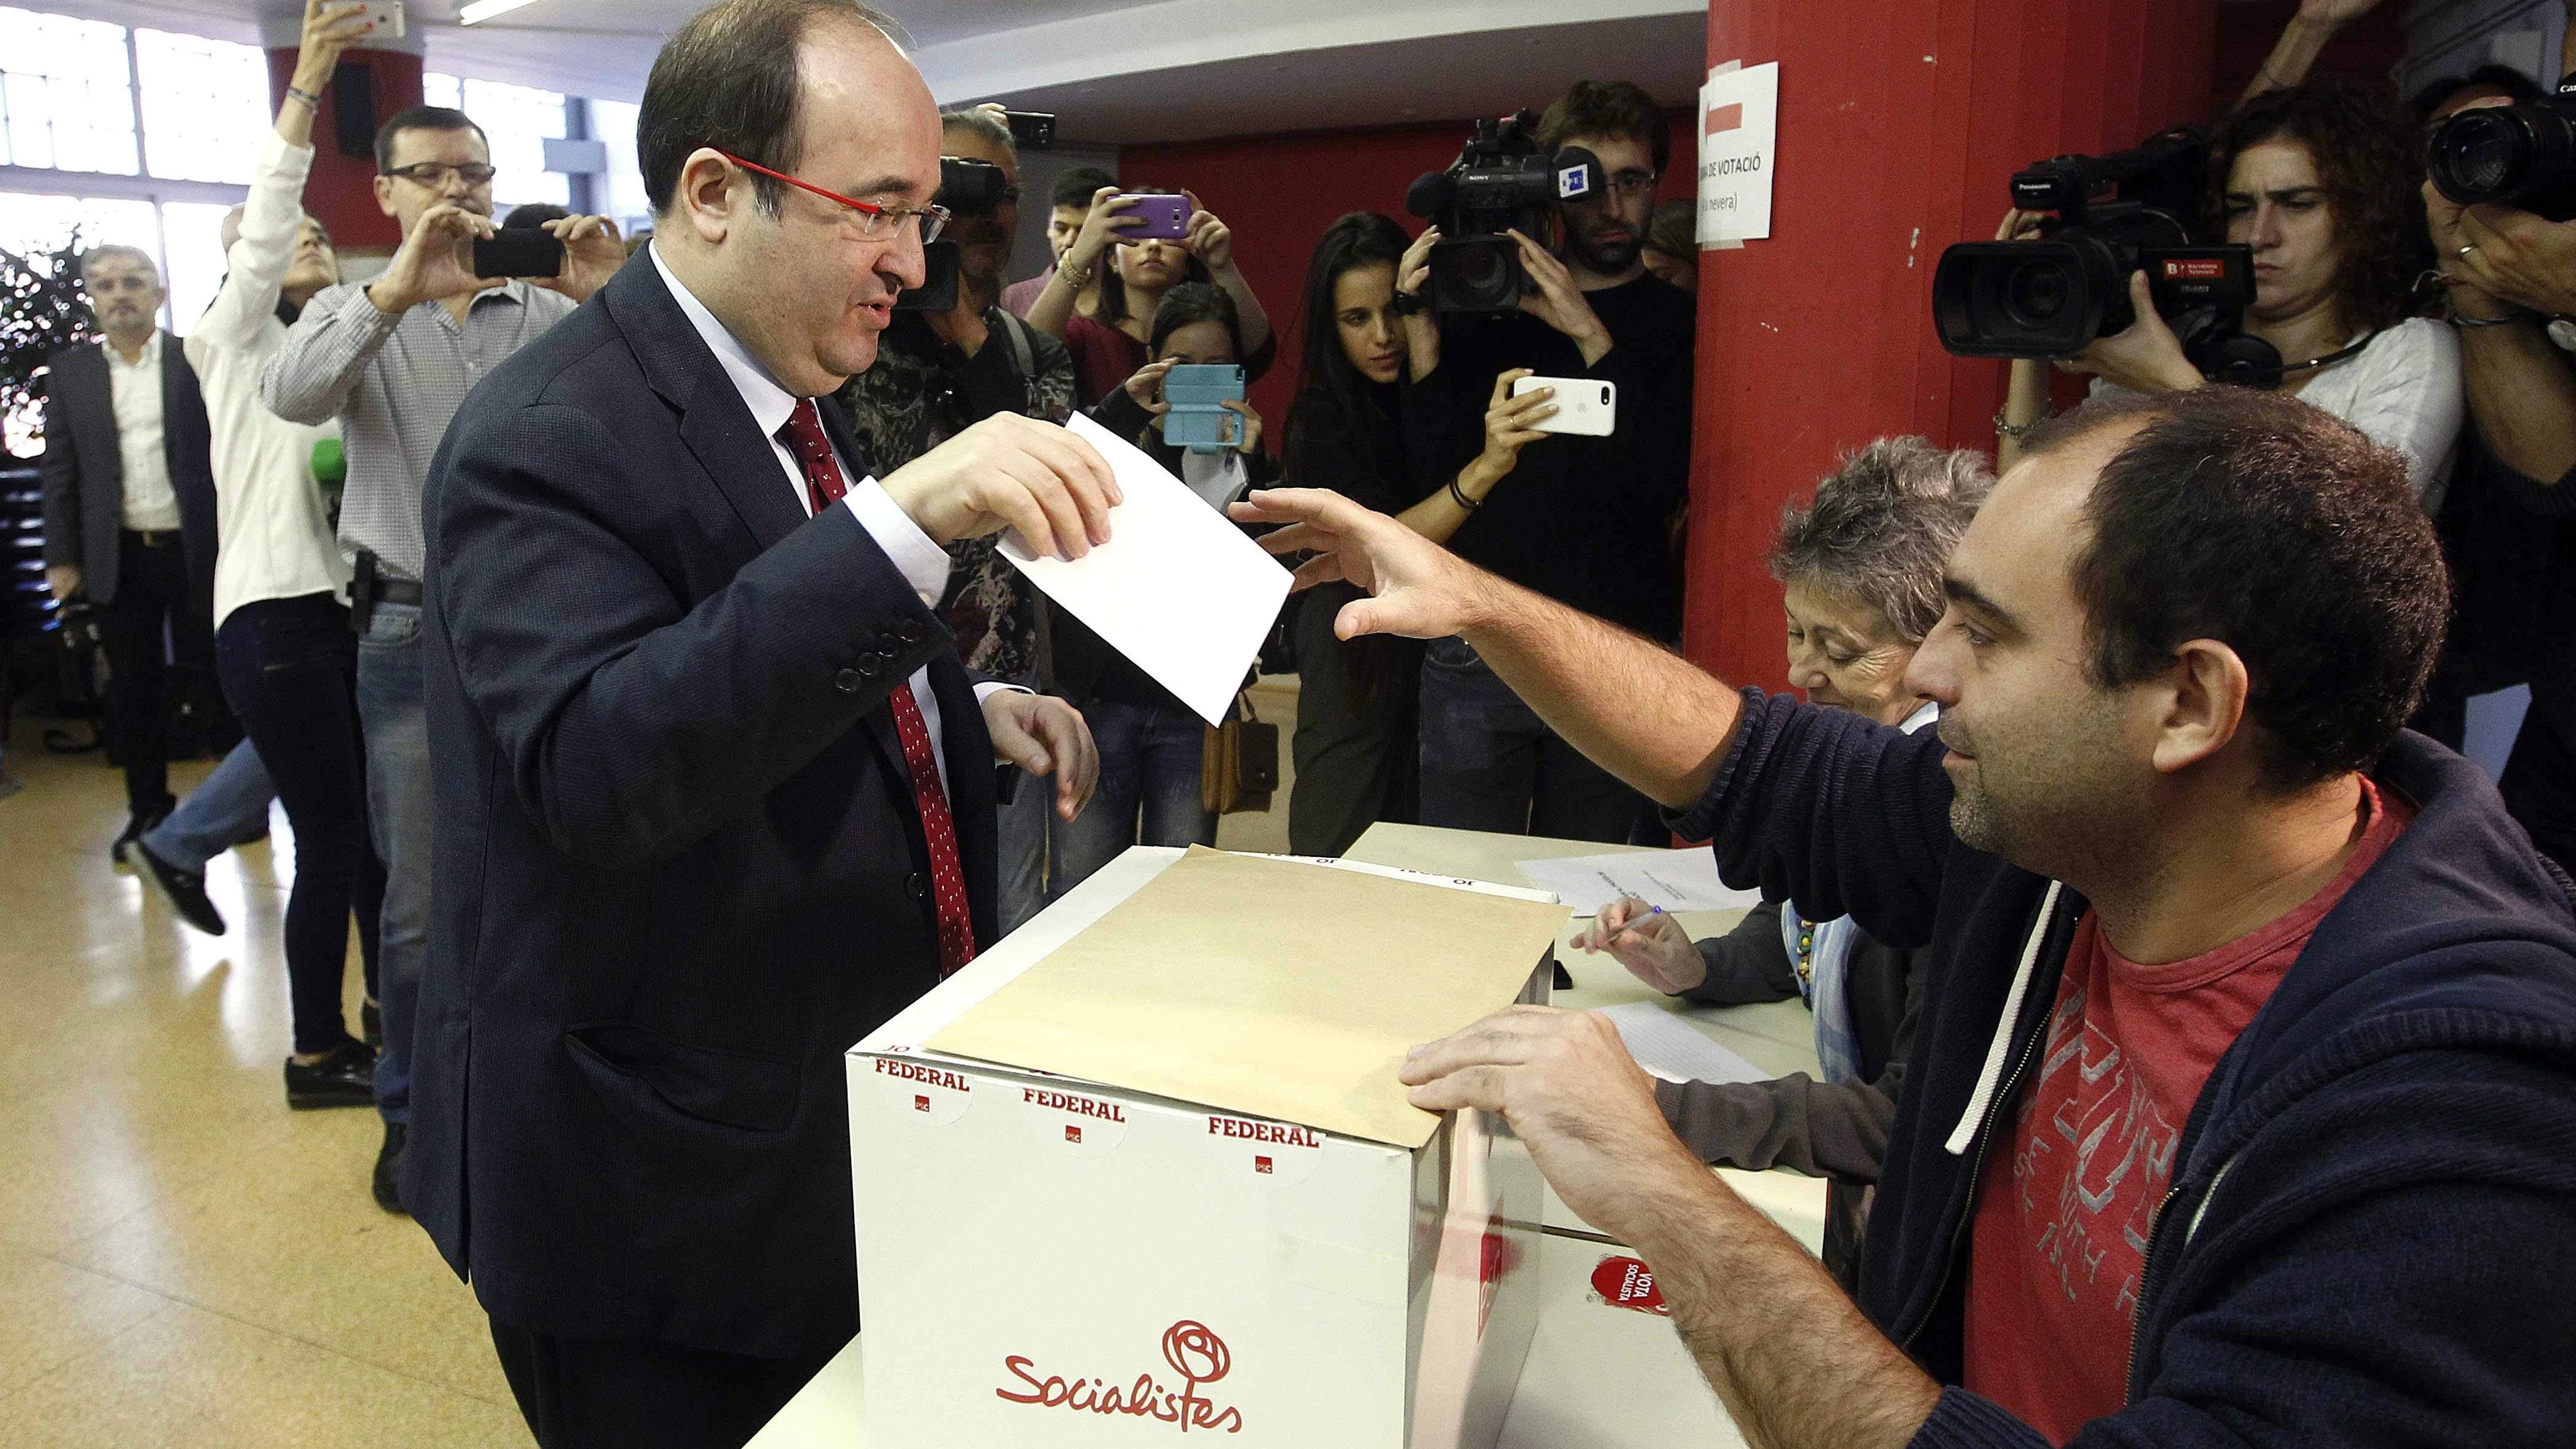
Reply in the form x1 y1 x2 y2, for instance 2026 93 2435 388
0 678 1300 1447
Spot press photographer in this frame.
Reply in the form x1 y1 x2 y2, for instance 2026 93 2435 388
1396 79 1694 845
2415 29 2576 876
835 104 1079 936
1968 82 2459 500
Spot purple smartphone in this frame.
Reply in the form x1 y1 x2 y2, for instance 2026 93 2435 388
1118 192 1190 241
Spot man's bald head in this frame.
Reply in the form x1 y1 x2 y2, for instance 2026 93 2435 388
638 0 909 218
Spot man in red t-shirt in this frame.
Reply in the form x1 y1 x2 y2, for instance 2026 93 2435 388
1964 778 2408 1438
1238 383 2576 1449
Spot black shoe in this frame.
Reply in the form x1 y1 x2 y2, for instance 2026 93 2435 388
133 841 226 935
373 1122 407 1214
361 1000 382 1048
285 1039 378 1109
111 809 169 868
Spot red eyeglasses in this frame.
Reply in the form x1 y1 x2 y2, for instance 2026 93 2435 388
715 151 951 243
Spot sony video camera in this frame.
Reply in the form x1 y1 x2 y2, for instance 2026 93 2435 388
2427 73 2576 222
1931 125 2280 386
1406 110 1605 315
896 156 1008 313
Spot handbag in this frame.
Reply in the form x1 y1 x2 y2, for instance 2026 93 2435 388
1202 689 1279 815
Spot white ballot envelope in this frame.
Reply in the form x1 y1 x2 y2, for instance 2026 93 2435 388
1000 414 1292 725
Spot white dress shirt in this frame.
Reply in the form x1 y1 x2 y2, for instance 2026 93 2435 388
186 130 347 629
650 241 1008 795
103 332 181 532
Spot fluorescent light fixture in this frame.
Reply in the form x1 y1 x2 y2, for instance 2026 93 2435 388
459 0 541 23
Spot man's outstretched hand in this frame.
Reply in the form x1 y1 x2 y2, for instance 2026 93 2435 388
1228 487 1497 641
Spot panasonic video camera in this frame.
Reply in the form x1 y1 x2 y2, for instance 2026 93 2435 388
1931 125 2280 385
1405 111 1605 314
2428 73 2576 222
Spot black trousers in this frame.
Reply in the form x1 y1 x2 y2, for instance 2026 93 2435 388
489 1319 838 1449
96 530 208 817
217 593 370 1055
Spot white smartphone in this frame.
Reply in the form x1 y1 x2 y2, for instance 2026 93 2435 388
340 1 404 39
1512 375 1616 437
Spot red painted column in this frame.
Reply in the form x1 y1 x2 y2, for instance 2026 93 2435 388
264 45 424 253
1683 0 2217 693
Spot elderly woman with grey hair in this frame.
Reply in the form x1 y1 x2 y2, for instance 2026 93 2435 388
1574 434 1991 1285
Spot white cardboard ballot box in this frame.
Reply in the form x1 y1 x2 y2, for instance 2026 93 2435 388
846 847 1565 1448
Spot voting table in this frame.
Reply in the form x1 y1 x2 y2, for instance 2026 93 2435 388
748 824 1828 1449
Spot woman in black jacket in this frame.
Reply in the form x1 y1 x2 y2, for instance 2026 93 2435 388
1279 214 1431 855
1045 285 1275 901
1577 436 1992 1284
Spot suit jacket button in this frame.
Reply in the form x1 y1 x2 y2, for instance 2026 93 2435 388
906 872 928 901
894 619 926 645
834 667 862 693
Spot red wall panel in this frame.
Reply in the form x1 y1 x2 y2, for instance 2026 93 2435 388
265 47 425 252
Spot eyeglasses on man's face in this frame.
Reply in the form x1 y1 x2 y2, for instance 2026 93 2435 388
382 161 498 189
716 151 951 245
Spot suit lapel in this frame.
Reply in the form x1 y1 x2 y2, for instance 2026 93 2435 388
601 253 806 552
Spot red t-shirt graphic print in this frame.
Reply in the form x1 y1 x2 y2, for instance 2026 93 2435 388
1962 779 2407 1443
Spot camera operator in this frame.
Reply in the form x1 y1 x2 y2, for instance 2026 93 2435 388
1398 79 1694 844
2416 42 2576 875
834 104 1078 935
1000 163 1114 318
260 101 623 1212
1027 184 1273 405
1996 80 2462 503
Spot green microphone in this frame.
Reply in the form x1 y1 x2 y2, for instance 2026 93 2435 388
310 436 347 486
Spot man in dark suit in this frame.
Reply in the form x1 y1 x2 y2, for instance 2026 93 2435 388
40 243 221 855
411 2 1115 1444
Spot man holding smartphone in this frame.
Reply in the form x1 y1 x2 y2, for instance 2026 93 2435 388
261 95 623 1214
1397 79 1695 846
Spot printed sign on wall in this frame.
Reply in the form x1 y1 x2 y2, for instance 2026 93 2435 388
1698 60 1780 245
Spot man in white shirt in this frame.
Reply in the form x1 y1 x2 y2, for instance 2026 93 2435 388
410 3 1107 1443
40 245 223 857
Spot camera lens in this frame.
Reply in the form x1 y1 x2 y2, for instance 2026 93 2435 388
2003 258 2070 326
2433 109 2527 198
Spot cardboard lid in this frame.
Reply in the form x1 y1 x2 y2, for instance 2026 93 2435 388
925 847 1568 1147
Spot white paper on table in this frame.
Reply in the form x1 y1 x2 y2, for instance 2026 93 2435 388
999 413 1292 726
1513 847 1763 915
1595 1002 1772 1086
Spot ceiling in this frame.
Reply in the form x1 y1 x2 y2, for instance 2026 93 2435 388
59 0 1706 143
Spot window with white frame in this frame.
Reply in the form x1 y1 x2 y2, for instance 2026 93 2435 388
592 98 651 236
422 71 569 211
134 28 270 184
0 6 139 175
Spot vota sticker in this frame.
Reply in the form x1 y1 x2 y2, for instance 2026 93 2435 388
1588 1255 1669 1316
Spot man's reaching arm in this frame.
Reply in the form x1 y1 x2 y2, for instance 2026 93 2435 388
1231 485 1739 806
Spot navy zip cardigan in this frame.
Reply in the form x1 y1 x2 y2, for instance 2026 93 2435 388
1674 690 2576 1448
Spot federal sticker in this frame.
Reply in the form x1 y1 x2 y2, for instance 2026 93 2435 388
1204 1111 1324 1184
1018 1085 1131 1155
871 1055 972 1126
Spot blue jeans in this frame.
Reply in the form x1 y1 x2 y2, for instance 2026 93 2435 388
143 736 273 871
358 601 433 1124
1417 636 1658 844
1046 697 1214 901
993 672 1050 937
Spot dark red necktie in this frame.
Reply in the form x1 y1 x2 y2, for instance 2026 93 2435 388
780 399 976 975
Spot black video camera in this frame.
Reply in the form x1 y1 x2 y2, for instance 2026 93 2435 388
896 157 1009 313
1931 125 2280 386
1406 110 1605 314
2428 73 2576 222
